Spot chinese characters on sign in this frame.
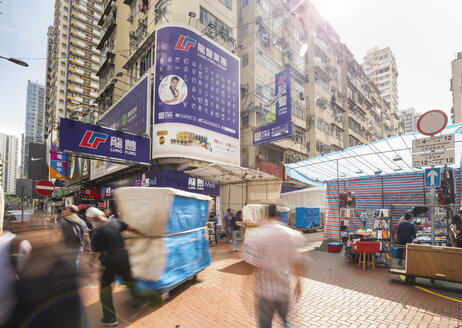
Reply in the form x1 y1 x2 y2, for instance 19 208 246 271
253 69 292 145
59 118 150 164
153 24 240 166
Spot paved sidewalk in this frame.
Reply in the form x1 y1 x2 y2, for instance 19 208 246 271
81 235 461 328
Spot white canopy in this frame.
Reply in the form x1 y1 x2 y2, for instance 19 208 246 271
187 164 280 185
285 123 462 187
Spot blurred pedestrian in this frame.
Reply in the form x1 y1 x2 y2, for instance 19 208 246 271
243 204 306 328
397 212 416 263
86 207 147 327
0 226 31 327
59 205 91 268
451 211 462 248
224 208 233 243
9 223 86 328
231 210 243 251
103 208 115 219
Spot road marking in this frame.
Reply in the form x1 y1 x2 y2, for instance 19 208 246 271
400 275 462 304
35 185 54 190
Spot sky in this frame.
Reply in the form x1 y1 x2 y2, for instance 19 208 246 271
310 0 462 119
1 0 462 142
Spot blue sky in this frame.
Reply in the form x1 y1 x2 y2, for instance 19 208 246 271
1 0 462 143
0 0 54 140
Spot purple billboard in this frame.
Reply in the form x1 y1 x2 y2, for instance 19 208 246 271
100 74 150 135
253 69 292 145
59 118 150 164
153 24 240 166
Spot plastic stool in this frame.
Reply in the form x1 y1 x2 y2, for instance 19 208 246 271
358 252 375 270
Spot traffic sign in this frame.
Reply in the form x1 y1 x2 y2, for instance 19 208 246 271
34 180 55 196
417 110 448 136
412 149 455 168
412 134 455 153
425 168 441 188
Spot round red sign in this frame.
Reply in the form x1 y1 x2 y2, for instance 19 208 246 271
417 110 448 136
35 180 55 196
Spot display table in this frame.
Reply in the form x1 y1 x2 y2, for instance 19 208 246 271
406 244 462 283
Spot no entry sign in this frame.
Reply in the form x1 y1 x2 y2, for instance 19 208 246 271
417 110 448 136
35 180 55 196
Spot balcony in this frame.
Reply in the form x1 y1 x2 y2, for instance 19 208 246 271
256 160 284 180
97 16 116 50
96 51 115 76
98 0 115 26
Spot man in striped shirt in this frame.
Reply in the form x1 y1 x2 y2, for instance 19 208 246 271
243 204 306 328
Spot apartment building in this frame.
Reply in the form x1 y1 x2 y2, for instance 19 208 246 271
238 0 392 178
44 26 54 140
451 52 462 123
362 47 399 130
46 0 103 141
399 107 421 133
24 80 46 177
0 134 19 194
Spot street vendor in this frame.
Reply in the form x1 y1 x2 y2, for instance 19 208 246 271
396 212 416 263
450 210 462 248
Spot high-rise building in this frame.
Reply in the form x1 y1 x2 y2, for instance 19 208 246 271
46 0 103 141
44 26 54 140
238 0 392 177
399 107 421 133
19 133 25 179
450 52 462 123
362 47 399 131
24 80 46 177
0 134 19 194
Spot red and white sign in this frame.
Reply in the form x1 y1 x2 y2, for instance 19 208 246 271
417 110 448 136
35 180 55 196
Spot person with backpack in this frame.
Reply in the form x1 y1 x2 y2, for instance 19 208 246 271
86 207 153 327
0 228 31 327
59 205 91 268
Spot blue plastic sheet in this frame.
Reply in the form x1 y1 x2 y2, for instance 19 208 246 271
295 207 320 228
278 211 289 224
137 195 211 294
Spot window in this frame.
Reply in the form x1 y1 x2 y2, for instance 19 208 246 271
256 49 282 75
242 24 248 37
155 0 172 24
242 53 248 67
260 147 283 164
218 0 232 10
241 0 248 8
199 6 231 39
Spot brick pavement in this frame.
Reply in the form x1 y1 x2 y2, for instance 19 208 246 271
81 237 461 328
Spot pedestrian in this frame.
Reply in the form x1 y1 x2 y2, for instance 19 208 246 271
59 205 92 268
231 210 243 251
243 204 306 328
224 208 233 243
450 210 462 248
9 222 86 328
0 226 31 327
104 207 115 219
396 212 416 264
86 207 148 327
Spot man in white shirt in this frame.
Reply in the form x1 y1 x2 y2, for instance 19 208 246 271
243 204 306 328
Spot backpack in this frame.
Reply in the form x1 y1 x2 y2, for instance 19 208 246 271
61 218 85 248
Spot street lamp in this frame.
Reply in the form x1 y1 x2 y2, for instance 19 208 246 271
0 55 29 67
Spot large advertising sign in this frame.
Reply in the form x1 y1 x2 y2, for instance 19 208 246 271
153 23 240 166
50 142 68 179
59 118 150 164
100 74 151 134
253 69 292 145
28 143 48 180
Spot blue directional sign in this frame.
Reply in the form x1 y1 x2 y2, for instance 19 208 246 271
425 168 441 188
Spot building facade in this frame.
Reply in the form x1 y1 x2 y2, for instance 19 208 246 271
0 134 19 194
399 107 421 133
239 0 392 178
24 80 46 177
46 0 103 141
451 52 462 123
362 47 399 131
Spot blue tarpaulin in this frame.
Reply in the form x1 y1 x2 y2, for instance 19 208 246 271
295 207 320 229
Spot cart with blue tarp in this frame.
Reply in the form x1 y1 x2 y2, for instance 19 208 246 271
295 207 321 232
114 187 212 298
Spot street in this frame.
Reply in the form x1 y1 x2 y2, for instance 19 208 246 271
81 232 461 328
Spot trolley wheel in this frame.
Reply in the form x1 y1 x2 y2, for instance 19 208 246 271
404 276 415 285
161 292 170 301
431 279 435 284
191 275 198 282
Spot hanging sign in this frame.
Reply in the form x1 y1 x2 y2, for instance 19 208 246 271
416 110 448 136
412 134 455 153
412 149 455 168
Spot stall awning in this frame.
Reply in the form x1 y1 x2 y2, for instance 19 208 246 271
285 123 462 187
187 164 280 185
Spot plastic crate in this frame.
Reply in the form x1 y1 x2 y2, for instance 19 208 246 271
356 241 380 253
328 242 343 253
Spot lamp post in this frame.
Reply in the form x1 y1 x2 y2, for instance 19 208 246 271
0 55 29 67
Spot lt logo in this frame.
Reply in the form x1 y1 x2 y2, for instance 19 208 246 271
175 35 197 51
79 131 108 149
